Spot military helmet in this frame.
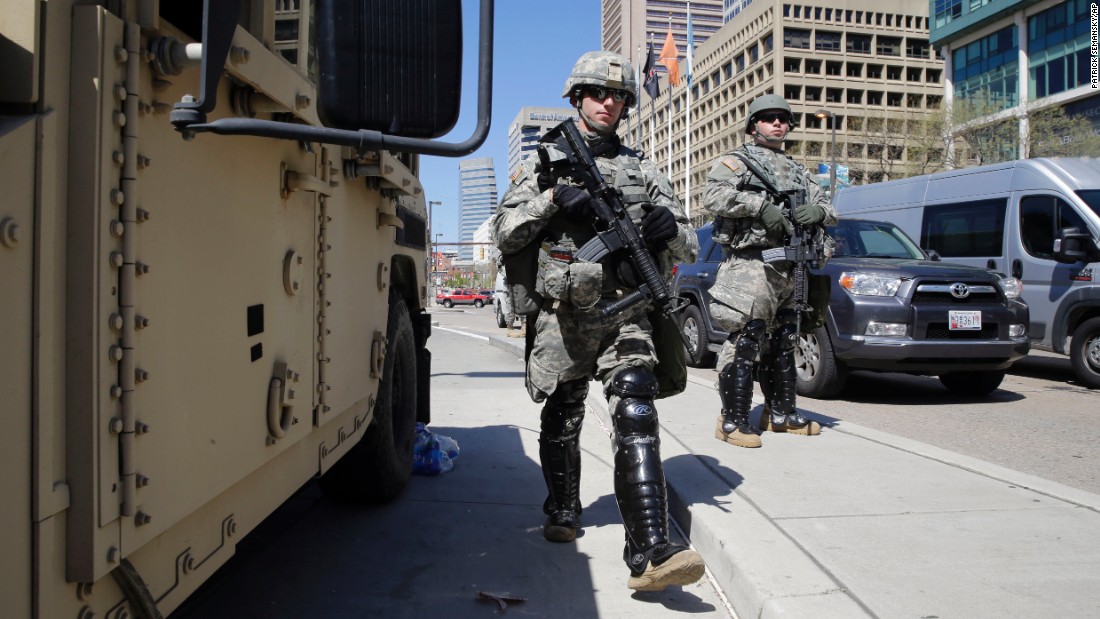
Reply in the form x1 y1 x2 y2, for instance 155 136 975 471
744 94 797 133
561 51 638 108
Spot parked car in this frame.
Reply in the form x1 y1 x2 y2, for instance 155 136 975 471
435 288 489 308
833 157 1100 388
671 220 1031 397
493 271 513 328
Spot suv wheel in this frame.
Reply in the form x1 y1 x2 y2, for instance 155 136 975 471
680 305 715 367
938 370 1005 396
443 299 453 308
794 326 848 398
474 299 484 308
495 301 507 328
1069 317 1100 388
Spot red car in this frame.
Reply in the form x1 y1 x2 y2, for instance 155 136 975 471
435 288 489 308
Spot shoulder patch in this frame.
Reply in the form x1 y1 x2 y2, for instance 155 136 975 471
510 168 521 183
721 157 742 174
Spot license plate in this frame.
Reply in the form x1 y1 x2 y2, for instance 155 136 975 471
949 310 981 330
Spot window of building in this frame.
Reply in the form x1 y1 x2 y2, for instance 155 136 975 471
846 10 853 22
723 62 733 79
927 68 942 83
847 89 864 104
907 93 923 108
848 117 863 131
847 142 864 157
817 31 842 52
806 141 823 156
906 38 930 59
886 92 902 106
794 5 801 18
762 33 774 53
805 86 822 101
847 33 872 54
847 62 863 77
826 8 832 20
934 0 962 28
907 67 923 82
826 61 842 76
711 70 722 87
785 85 803 100
927 94 943 109
868 90 883 105
749 45 759 64
1029 0 1092 99
867 64 883 79
805 59 822 74
784 58 802 73
886 65 902 80
784 27 811 49
877 36 902 56
815 8 823 20
953 25 1019 108
826 88 843 103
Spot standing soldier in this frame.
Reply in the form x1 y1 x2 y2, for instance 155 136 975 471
703 94 837 448
492 51 703 591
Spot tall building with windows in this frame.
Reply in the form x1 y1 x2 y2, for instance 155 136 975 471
507 107 578 180
458 158 497 261
931 0 1099 158
630 0 944 221
601 0 725 67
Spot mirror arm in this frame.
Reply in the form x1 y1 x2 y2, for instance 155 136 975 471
175 0 495 158
170 0 241 128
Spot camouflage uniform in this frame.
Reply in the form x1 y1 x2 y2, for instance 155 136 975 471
493 122 699 587
704 141 837 444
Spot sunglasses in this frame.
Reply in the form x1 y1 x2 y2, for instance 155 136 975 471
757 112 791 124
584 86 632 104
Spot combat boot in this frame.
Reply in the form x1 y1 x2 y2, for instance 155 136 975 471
715 362 762 448
760 345 820 436
626 544 706 591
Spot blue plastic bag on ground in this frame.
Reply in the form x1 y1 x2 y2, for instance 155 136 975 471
412 423 459 476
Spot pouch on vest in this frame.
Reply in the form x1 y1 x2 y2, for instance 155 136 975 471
537 245 572 301
801 272 831 332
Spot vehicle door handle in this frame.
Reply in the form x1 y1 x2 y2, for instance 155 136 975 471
986 259 997 270
1012 259 1022 279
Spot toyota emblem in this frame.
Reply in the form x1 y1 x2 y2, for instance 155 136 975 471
949 282 970 298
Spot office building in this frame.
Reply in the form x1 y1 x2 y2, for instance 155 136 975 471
458 157 497 261
931 0 1099 158
507 107 578 180
631 0 945 220
601 0 725 65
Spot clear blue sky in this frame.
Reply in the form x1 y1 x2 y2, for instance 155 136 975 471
419 0 602 244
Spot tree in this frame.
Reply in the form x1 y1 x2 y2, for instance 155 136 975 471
1025 104 1100 158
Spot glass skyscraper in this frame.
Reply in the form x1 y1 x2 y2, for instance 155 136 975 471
457 157 497 261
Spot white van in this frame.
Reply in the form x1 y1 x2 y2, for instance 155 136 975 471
834 157 1100 388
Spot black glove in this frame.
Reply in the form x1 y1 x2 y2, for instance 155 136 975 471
553 185 593 223
641 204 678 252
760 201 793 237
794 202 826 225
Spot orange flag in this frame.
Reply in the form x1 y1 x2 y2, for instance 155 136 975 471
658 27 680 87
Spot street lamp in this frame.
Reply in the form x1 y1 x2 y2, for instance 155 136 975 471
815 109 837 200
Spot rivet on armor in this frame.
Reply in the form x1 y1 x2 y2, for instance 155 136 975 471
136 315 150 329
110 220 125 238
110 385 123 399
110 189 125 206
136 262 150 275
136 208 150 222
136 474 150 487
112 111 126 128
108 418 123 435
109 313 124 331
112 151 125 166
137 422 150 434
137 155 152 169
135 369 150 382
114 85 127 102
295 94 311 110
109 252 124 268
114 47 128 63
136 512 152 526
109 345 123 362
230 46 250 64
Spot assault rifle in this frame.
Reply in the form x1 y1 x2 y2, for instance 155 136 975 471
729 153 827 313
540 120 690 349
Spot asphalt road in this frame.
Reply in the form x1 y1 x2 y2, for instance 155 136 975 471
439 305 1100 496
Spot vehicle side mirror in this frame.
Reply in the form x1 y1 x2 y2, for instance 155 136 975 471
316 0 462 137
1053 227 1098 264
924 249 941 262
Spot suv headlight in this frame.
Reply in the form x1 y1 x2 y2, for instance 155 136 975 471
997 274 1023 300
838 272 903 297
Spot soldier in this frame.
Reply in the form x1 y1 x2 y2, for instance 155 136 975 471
492 51 703 592
702 94 837 448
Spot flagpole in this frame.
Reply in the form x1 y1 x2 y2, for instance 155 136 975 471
634 43 642 149
684 1 693 217
648 33 655 158
666 16 672 179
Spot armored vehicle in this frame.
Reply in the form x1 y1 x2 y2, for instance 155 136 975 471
1 0 493 616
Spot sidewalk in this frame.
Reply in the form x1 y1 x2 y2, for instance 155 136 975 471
483 330 1100 619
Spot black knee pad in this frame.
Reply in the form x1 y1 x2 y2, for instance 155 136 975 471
609 367 660 438
725 319 766 369
772 311 799 353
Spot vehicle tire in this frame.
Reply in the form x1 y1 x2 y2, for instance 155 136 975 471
443 299 453 308
1069 317 1100 388
938 370 1006 396
794 326 848 398
319 291 417 503
474 299 484 308
680 304 715 367
495 301 507 328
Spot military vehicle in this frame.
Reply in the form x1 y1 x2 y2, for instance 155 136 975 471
1 0 493 616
